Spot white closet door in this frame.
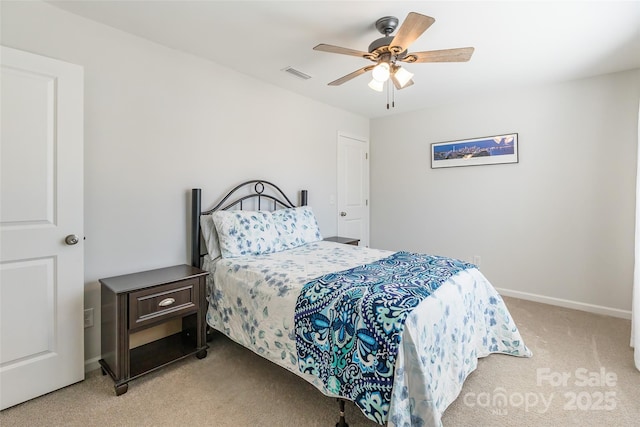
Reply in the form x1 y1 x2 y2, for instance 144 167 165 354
337 132 370 247
1 46 84 410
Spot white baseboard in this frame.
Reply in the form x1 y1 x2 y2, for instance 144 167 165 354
496 287 632 320
84 356 101 373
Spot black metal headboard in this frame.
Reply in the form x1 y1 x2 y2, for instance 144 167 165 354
191 180 308 267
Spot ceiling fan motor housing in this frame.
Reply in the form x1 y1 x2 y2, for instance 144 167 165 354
368 36 407 60
375 16 399 35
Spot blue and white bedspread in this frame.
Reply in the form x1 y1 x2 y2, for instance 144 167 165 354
294 252 478 424
205 241 531 427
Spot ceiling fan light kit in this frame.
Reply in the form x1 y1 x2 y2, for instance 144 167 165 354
392 66 414 88
368 79 384 92
313 12 474 109
371 62 390 82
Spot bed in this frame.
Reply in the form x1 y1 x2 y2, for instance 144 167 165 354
191 180 531 427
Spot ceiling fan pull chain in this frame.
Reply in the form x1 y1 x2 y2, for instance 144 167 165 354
392 84 395 108
386 81 390 109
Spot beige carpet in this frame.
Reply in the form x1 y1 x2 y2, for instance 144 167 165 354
1 297 638 426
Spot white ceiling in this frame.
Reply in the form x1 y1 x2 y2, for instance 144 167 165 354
48 1 640 119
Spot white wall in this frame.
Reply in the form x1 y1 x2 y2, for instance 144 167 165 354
371 69 640 317
1 1 369 365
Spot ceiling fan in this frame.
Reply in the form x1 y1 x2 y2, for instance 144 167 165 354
314 12 474 102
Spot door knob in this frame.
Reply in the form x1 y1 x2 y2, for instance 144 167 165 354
65 234 79 245
340 212 347 217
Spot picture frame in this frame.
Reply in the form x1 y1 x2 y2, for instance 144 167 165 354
431 133 518 169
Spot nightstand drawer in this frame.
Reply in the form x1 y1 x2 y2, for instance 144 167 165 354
128 279 198 330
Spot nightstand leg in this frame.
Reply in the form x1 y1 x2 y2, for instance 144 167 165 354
115 383 128 396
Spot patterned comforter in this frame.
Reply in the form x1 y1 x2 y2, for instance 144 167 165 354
204 241 531 426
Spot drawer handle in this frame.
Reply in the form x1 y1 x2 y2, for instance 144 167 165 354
158 298 175 307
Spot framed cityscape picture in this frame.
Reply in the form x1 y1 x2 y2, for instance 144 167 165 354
431 133 518 169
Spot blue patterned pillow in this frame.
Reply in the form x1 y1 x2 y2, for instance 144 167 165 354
212 210 279 258
272 206 323 250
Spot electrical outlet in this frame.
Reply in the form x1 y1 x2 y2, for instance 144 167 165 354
84 308 94 328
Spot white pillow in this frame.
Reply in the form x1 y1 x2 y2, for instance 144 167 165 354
272 206 323 250
200 214 221 259
212 210 280 258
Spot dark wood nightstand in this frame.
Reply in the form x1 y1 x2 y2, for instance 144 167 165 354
323 236 360 246
98 264 209 395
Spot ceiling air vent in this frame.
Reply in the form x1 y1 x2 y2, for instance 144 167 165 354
282 66 312 80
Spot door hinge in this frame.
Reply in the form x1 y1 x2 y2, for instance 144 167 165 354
365 152 368 160
366 199 369 206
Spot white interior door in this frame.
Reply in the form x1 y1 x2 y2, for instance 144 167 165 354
1 46 84 410
337 132 369 247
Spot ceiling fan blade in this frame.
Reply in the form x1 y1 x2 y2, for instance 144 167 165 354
406 47 475 63
328 66 374 86
313 44 371 58
389 12 435 53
